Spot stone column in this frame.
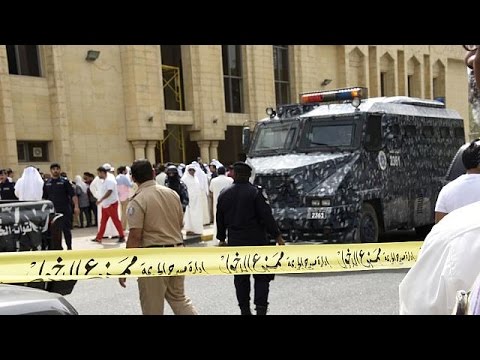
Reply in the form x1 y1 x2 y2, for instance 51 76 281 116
44 45 72 172
146 140 157 165
197 140 210 163
0 46 18 168
131 140 147 160
120 46 164 142
209 141 219 161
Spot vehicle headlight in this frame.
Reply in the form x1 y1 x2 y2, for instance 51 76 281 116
321 199 331 207
311 198 331 207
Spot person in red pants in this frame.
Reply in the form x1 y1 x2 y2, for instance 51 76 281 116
92 165 125 243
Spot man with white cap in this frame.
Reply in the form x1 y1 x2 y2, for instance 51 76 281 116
92 165 125 243
102 163 115 178
91 163 121 238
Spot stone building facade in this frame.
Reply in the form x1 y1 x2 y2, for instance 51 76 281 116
0 45 468 177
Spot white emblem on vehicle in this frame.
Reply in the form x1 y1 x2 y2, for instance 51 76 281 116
378 151 387 171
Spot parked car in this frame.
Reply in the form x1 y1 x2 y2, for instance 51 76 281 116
0 284 78 315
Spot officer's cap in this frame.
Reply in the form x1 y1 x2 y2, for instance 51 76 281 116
233 161 252 176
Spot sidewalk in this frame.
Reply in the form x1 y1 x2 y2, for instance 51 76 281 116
70 224 214 250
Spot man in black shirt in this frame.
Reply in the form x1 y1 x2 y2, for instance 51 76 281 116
43 163 79 250
0 169 17 200
217 161 285 315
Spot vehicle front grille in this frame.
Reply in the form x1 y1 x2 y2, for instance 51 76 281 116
255 175 301 208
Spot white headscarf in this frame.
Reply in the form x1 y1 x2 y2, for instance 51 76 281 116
14 166 44 201
204 163 212 177
178 163 185 177
181 164 199 183
210 159 223 168
89 176 102 199
74 175 88 194
191 161 209 195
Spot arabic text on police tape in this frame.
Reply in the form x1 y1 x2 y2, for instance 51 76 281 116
0 242 422 283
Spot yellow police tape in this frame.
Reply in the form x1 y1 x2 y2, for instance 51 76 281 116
0 242 422 283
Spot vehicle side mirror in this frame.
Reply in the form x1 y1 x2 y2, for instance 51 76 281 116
242 127 251 152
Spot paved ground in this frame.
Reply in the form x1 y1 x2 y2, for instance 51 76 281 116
69 224 214 250
64 226 416 315
65 267 408 315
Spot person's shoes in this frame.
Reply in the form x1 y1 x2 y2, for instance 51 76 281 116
91 238 101 243
240 305 252 315
255 305 268 315
118 237 125 243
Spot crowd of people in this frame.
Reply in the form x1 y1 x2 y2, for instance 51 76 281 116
0 157 238 252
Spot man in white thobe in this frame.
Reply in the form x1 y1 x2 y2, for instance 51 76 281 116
399 201 480 314
191 161 210 225
209 166 233 240
181 164 204 235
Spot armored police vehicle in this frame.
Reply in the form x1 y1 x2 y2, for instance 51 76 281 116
243 87 465 243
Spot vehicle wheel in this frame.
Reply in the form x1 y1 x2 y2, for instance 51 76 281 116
415 224 433 239
354 203 379 243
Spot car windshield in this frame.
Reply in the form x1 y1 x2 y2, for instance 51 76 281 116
301 118 356 149
250 122 297 154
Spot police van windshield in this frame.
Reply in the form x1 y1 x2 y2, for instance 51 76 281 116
299 117 357 151
250 121 297 155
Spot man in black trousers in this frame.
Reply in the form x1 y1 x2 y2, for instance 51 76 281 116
216 161 285 315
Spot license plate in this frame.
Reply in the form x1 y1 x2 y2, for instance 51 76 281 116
309 211 326 219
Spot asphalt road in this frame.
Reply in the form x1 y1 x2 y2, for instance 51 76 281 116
64 228 417 315
64 268 409 315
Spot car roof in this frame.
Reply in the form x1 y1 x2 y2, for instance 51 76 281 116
0 284 77 315
300 97 463 119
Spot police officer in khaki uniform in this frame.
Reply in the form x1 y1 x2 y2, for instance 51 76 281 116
118 159 198 315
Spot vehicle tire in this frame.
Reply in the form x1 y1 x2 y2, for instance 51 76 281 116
354 203 379 243
415 224 433 239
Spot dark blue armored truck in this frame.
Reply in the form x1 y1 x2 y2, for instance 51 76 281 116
244 87 465 243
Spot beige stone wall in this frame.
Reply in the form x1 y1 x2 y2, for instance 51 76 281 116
0 46 18 169
446 58 469 136
10 76 52 140
290 45 338 101
183 45 225 141
243 45 276 122
0 45 471 177
61 45 133 177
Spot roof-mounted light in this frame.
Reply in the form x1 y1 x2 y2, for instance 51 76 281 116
300 87 368 105
266 107 276 118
